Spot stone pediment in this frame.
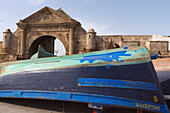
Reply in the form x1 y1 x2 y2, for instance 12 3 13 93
21 6 77 24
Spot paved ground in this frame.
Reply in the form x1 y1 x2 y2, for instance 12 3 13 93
152 58 170 71
0 98 92 113
0 98 155 113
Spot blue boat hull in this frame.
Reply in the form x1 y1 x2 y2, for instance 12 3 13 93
0 46 168 113
0 61 168 112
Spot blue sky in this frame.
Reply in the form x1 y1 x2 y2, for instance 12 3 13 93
1 0 170 41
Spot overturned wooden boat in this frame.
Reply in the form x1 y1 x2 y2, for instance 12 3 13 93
0 46 169 113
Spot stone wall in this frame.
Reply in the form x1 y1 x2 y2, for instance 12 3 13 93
0 42 2 53
97 35 122 44
0 40 17 63
96 36 105 50
76 27 86 54
152 35 170 51
96 35 169 56
0 41 5 54
122 41 140 47
149 41 169 55
0 42 2 48
0 35 19 63
9 35 18 55
96 35 122 50
121 35 152 41
0 54 16 63
96 35 152 50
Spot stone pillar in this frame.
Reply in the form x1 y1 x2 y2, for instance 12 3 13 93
119 41 122 47
69 28 74 55
20 28 25 56
16 20 27 57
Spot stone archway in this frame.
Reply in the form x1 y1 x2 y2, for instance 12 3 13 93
27 33 69 58
14 6 86 59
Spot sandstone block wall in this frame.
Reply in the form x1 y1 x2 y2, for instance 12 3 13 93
122 41 140 47
0 40 17 63
96 37 105 50
97 35 122 44
96 35 122 50
121 35 152 41
96 35 152 49
0 42 2 48
0 54 16 63
0 42 4 53
8 35 18 55
149 41 168 55
76 27 86 54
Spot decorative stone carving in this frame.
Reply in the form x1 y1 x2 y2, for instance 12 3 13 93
44 14 52 21
22 7 74 24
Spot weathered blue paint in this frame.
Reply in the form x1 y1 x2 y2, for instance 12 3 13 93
78 78 158 91
106 64 112 68
151 53 158 59
123 47 128 49
76 50 131 63
0 90 168 113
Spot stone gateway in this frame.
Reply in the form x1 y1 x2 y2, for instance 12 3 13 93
0 6 169 62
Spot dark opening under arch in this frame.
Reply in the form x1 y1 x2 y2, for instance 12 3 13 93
29 35 55 58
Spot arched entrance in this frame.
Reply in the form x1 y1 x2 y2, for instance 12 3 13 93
28 35 56 58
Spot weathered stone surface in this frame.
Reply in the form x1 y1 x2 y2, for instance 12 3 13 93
150 41 168 55
122 41 140 47
121 35 152 41
0 42 2 49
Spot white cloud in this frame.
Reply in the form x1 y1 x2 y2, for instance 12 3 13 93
75 17 112 35
26 0 45 6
